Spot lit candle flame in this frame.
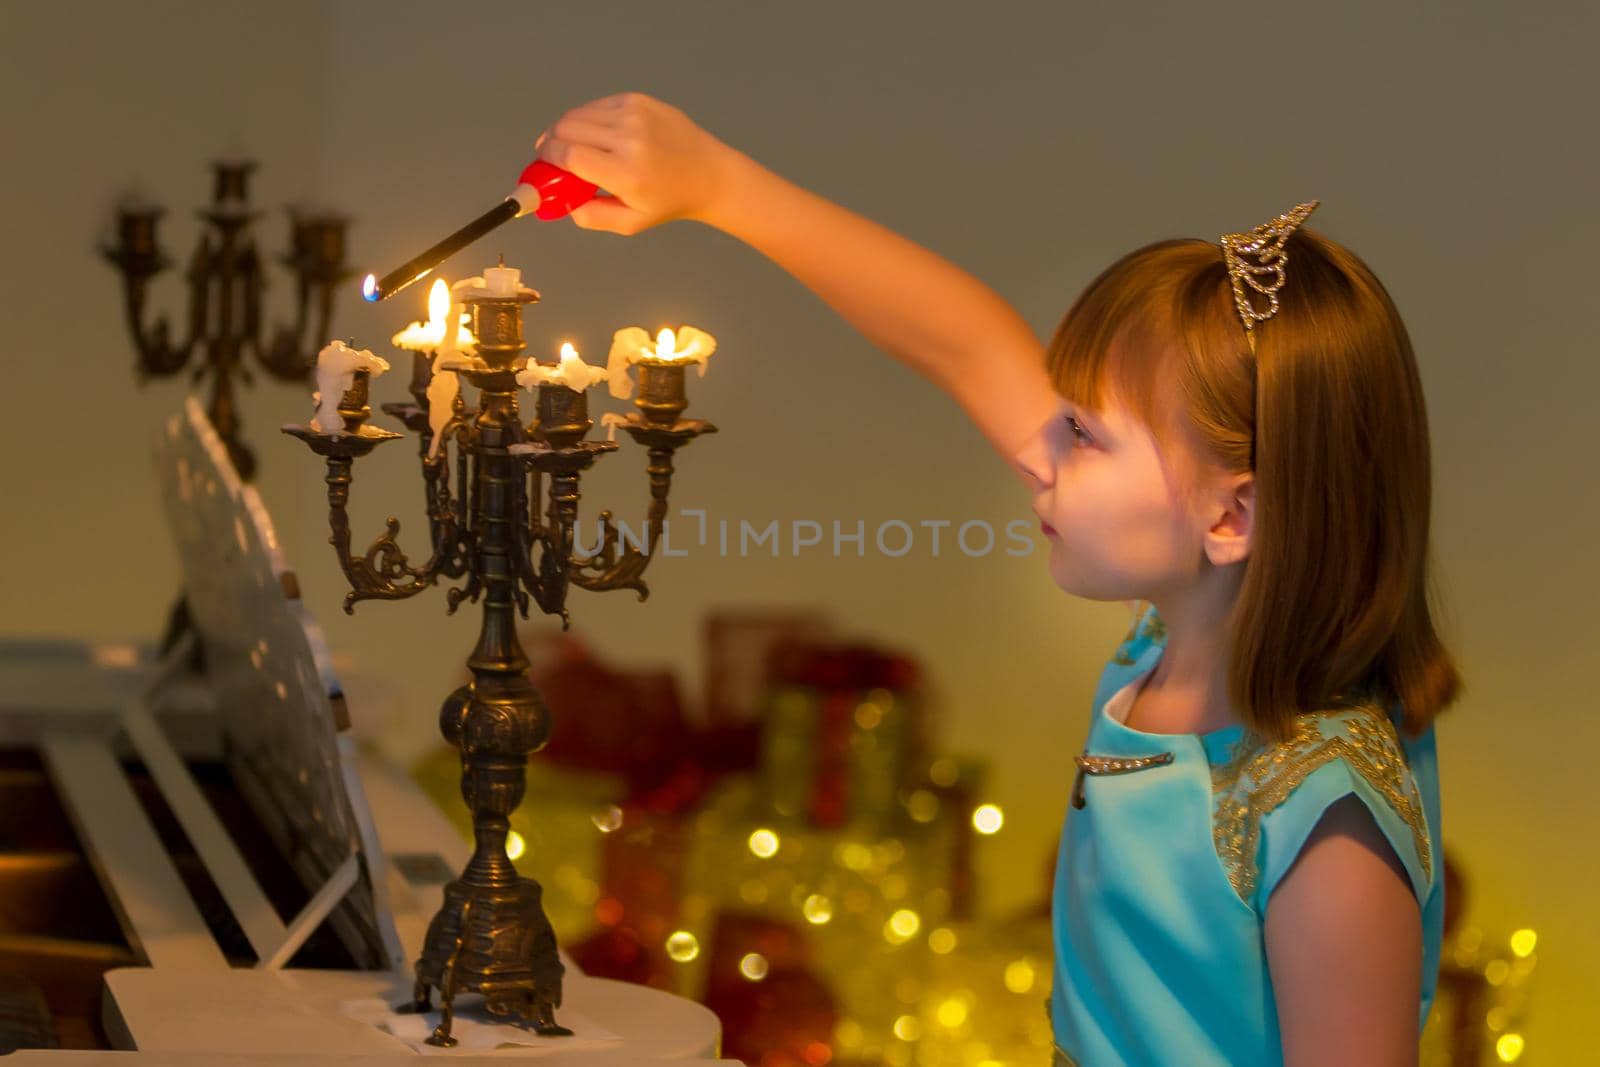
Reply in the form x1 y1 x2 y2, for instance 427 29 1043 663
650 327 713 362
391 277 474 353
515 341 608 392
427 277 450 326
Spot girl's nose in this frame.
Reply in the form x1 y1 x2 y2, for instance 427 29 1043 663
1011 421 1054 489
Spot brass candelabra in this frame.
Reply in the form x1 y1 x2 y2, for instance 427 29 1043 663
104 159 353 480
284 264 715 1046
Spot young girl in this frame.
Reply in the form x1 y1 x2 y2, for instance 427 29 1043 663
533 92 1462 1067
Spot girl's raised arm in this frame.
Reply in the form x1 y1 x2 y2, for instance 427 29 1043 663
535 92 1061 477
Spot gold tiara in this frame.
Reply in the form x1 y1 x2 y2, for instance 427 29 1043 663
1220 200 1319 349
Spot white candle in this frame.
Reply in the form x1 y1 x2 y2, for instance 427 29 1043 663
438 291 469 362
484 264 522 296
312 340 390 434
605 324 718 399
515 342 609 392
426 370 460 459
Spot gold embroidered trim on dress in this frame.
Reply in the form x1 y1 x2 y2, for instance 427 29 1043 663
1210 705 1432 903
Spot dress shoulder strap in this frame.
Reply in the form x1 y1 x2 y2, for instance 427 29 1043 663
1210 703 1434 910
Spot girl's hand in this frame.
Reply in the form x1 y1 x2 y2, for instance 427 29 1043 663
533 92 735 236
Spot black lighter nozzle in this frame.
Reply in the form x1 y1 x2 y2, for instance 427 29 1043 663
362 197 521 302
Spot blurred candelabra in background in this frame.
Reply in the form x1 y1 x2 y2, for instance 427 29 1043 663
103 159 352 480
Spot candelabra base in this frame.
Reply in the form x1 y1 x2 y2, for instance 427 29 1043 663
403 877 571 1047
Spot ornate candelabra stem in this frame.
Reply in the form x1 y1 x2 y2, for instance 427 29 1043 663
644 445 676 536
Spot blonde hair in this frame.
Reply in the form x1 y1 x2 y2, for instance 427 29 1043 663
1045 228 1462 742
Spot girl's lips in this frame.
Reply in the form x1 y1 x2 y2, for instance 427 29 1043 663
1040 520 1056 535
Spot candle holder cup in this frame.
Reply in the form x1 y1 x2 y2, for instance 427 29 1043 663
634 359 689 425
280 371 402 462
532 383 592 448
282 260 715 1047
212 159 254 203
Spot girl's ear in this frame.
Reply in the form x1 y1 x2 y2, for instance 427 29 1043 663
1204 472 1254 567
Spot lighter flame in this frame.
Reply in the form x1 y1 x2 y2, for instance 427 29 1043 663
361 273 378 301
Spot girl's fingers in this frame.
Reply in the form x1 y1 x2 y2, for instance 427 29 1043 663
569 195 647 236
568 99 632 125
548 116 629 153
535 99 634 154
537 140 628 194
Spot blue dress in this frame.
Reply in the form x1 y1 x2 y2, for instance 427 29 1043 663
1048 602 1444 1066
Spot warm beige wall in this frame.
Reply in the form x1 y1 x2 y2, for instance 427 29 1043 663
0 0 332 654
5 2 1596 1060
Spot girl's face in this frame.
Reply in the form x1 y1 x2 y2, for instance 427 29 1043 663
1013 386 1218 603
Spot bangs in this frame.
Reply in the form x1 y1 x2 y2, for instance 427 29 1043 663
1044 238 1245 458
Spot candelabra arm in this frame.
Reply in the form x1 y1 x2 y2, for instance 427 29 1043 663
101 243 202 380
259 268 345 382
236 245 269 376
440 413 487 615
381 388 479 589
533 468 584 625
321 456 448 614
501 474 534 617
126 277 189 379
180 242 217 378
568 443 680 600
423 443 474 582
238 241 263 347
512 491 569 626
260 209 354 381
283 374 448 614
508 438 615 629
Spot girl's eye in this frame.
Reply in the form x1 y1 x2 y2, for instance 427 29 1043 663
1064 415 1092 445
